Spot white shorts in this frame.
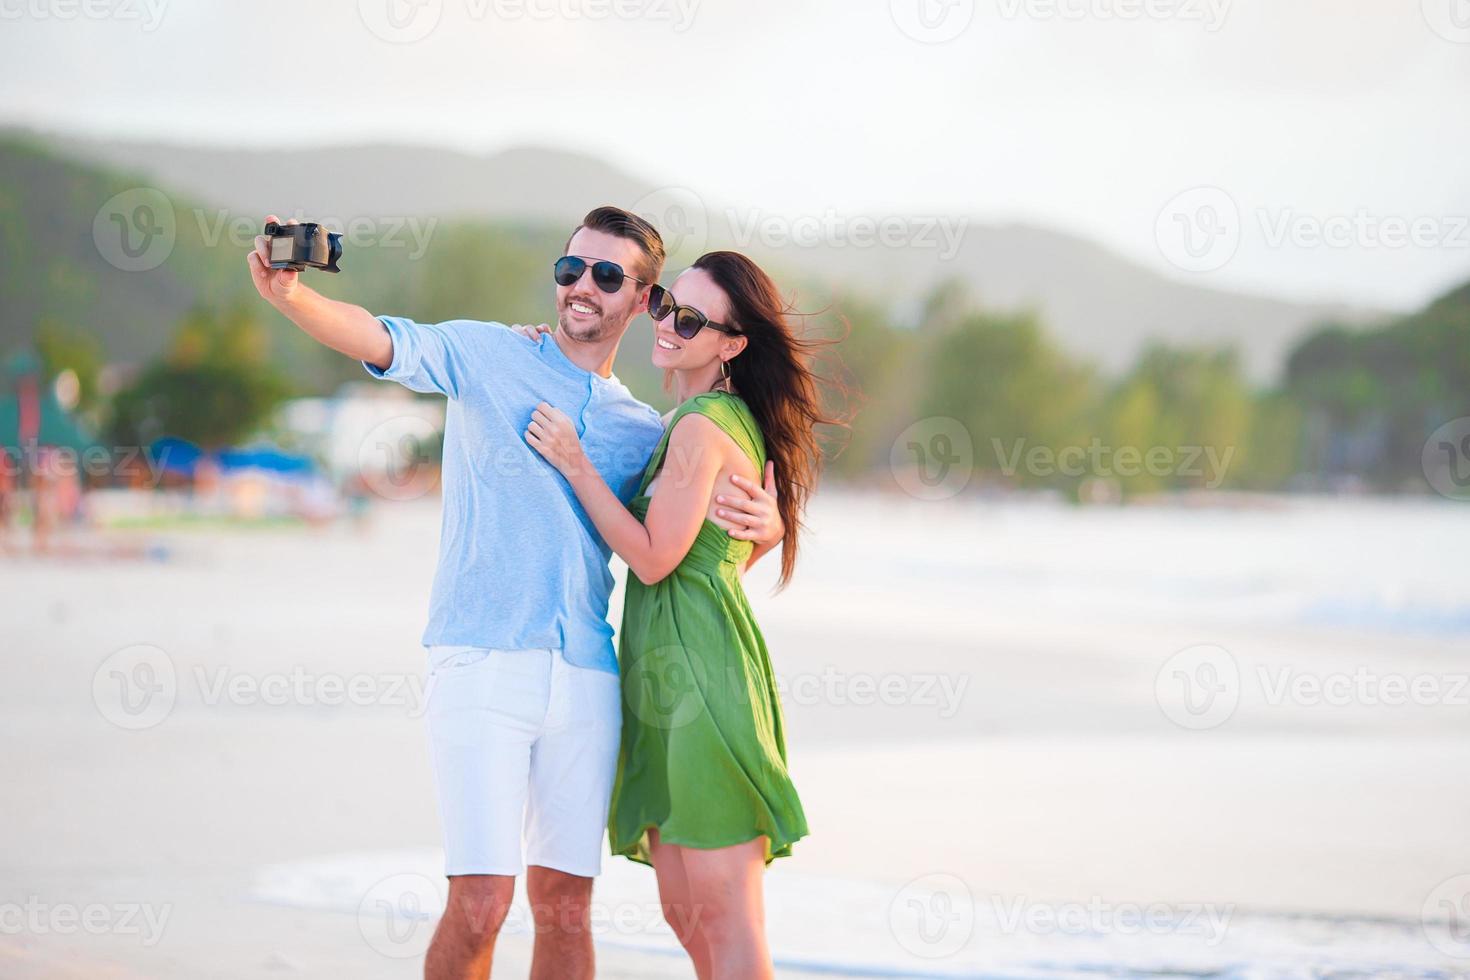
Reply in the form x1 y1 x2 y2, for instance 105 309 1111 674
424 645 622 878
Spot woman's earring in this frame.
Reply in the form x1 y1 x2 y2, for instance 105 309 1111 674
719 358 731 391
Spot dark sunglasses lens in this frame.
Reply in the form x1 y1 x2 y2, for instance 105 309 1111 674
553 256 585 286
648 284 672 320
590 261 626 293
673 308 706 340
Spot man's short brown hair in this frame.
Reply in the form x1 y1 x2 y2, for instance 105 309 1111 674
565 206 666 284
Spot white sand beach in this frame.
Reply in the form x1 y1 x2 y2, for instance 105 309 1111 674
2 492 1468 978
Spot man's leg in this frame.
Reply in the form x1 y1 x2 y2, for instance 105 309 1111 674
422 646 546 979
522 651 623 980
525 865 595 980
424 874 514 980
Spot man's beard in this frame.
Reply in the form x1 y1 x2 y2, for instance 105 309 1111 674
557 302 627 343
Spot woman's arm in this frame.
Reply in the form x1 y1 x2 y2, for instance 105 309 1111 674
526 403 725 586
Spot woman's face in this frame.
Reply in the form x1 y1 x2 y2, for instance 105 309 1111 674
648 267 744 372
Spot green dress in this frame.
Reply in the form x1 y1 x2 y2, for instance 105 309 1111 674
608 390 808 866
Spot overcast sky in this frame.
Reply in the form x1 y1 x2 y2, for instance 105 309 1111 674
3 0 1468 311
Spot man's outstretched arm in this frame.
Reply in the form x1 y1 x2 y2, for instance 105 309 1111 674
246 215 392 369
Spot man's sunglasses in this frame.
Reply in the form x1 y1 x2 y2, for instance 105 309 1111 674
648 284 740 340
553 255 648 294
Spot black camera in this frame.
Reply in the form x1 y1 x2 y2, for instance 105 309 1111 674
263 221 343 273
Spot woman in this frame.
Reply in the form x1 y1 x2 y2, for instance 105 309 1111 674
522 250 835 979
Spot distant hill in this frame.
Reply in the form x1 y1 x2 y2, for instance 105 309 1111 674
31 130 1385 382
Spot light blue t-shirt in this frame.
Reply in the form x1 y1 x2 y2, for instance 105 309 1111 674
365 315 665 675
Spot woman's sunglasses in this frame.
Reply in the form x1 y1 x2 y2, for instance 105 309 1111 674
648 284 740 340
553 255 648 294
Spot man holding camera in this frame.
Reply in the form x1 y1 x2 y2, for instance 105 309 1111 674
246 206 784 979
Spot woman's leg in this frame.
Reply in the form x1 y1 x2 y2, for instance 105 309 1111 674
647 829 714 979
678 836 772 980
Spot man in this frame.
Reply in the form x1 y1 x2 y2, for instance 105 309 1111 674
246 206 783 980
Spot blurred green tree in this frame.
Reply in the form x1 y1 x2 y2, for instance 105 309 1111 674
108 304 291 450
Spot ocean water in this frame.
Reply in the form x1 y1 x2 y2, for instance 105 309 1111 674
770 493 1470 639
251 846 1470 979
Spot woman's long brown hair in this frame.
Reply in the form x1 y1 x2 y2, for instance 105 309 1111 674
691 251 847 588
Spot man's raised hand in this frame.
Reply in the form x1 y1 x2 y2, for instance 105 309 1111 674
247 214 300 306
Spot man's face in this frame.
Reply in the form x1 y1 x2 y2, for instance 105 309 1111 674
555 227 652 344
